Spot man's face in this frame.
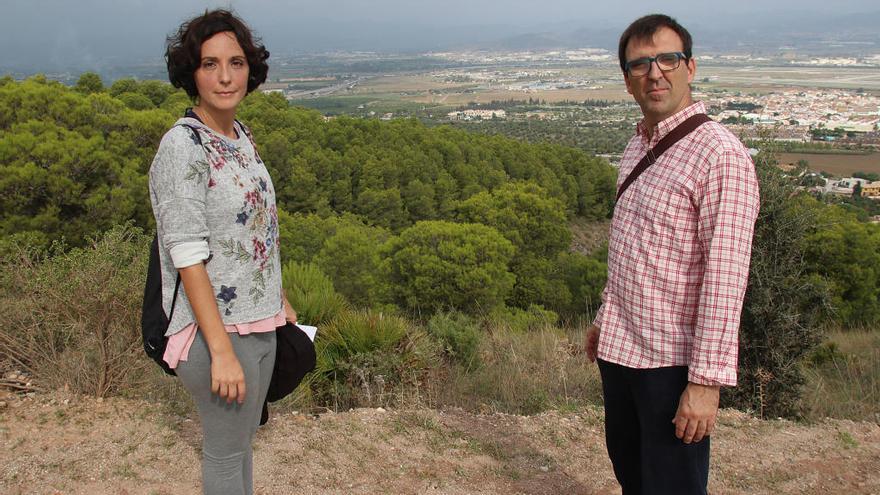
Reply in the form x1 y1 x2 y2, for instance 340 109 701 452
623 26 696 128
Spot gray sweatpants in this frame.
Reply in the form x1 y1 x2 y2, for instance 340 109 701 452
177 330 276 495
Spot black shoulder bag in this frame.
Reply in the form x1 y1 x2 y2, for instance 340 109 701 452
141 235 181 376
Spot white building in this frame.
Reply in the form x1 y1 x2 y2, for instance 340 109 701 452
825 177 870 196
447 109 507 121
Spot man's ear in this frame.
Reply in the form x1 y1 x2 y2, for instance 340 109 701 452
686 57 696 85
624 72 633 94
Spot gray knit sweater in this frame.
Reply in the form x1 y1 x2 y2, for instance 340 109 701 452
148 116 282 337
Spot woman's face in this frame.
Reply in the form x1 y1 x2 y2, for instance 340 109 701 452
194 31 249 115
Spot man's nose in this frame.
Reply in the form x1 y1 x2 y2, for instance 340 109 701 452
646 60 664 80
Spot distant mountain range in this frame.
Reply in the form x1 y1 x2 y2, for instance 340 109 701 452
1 9 878 75
481 11 880 55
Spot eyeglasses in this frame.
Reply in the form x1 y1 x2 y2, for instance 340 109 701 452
624 52 688 77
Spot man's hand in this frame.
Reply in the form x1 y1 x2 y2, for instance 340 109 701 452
584 324 600 363
210 349 246 404
673 382 720 444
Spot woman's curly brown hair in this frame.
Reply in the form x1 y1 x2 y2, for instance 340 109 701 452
165 9 270 98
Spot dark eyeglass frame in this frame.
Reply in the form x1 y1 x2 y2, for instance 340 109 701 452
624 52 688 77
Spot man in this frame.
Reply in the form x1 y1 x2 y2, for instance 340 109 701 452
584 14 760 495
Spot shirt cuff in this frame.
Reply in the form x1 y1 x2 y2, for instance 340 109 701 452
169 240 210 268
592 303 606 329
688 366 737 387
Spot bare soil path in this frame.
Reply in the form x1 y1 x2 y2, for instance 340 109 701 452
1 391 878 494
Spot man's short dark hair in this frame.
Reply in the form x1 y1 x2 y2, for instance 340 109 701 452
618 14 692 73
165 9 270 98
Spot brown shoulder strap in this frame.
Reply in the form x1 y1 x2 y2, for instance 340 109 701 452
616 113 712 202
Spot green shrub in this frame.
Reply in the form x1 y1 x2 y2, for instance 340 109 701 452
117 92 155 110
724 153 831 418
487 304 559 333
807 341 846 366
0 224 152 397
280 260 348 325
386 220 515 314
314 223 391 308
0 231 50 261
309 310 441 409
804 204 880 327
426 311 481 368
556 250 607 316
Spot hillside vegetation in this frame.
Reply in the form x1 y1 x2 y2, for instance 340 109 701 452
0 74 878 421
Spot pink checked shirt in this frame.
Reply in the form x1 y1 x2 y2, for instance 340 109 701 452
593 102 760 387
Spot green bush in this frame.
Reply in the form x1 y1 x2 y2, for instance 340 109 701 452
386 220 515 314
487 304 559 333
724 153 831 418
426 311 481 368
556 250 607 316
280 260 348 325
804 203 880 327
117 92 155 110
310 310 441 409
314 223 391 308
458 182 575 310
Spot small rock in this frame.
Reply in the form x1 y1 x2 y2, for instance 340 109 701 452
96 397 104 403
376 407 386 413
0 401 7 408
62 399 70 406
540 466 550 472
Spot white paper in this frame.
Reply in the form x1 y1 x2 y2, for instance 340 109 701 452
296 324 317 342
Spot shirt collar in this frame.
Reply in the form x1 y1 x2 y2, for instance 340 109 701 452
636 101 706 146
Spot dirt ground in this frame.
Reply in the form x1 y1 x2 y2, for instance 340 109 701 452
777 152 880 177
1 390 878 495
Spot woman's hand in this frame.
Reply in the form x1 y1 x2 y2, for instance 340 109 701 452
210 349 246 404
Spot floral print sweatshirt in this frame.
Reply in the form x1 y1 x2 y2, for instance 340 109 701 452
148 115 282 337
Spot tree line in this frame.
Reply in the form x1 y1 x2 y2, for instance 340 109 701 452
0 73 616 318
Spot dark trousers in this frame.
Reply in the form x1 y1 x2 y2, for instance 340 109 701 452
598 359 710 495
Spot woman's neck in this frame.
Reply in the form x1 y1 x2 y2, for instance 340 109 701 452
192 106 237 138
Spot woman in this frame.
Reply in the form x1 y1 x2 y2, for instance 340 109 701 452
149 10 295 494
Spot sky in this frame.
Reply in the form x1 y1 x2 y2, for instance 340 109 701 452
2 0 879 71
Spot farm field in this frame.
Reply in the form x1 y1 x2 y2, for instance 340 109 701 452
778 152 880 176
697 65 880 93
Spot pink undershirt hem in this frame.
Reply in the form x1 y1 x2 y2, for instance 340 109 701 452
163 308 287 369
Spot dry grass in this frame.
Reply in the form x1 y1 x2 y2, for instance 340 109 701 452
803 328 880 423
427 322 603 415
0 226 154 398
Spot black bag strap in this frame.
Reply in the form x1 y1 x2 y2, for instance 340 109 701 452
616 113 712 201
168 272 182 321
151 234 183 323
